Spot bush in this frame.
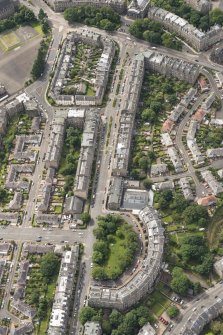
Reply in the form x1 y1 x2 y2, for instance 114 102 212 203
167 305 179 318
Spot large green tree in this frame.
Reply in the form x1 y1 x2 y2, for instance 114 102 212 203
171 267 191 296
40 253 60 279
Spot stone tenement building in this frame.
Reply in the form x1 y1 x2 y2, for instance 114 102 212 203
50 31 115 107
127 0 151 18
148 6 223 51
88 206 165 310
112 51 200 178
46 0 126 13
185 0 211 13
0 0 16 20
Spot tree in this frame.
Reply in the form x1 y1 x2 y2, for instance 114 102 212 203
171 194 189 213
138 156 148 171
93 227 106 240
92 266 107 280
99 19 114 31
150 101 162 113
158 189 173 209
42 20 50 34
210 8 223 26
38 8 47 21
182 204 208 226
167 305 179 318
79 306 97 325
195 254 213 275
40 253 60 280
31 44 46 80
143 178 152 190
80 212 91 224
180 236 207 263
210 320 223 334
92 251 104 265
141 108 156 123
0 188 8 202
193 282 202 295
109 310 123 328
93 241 109 255
64 5 120 31
171 267 191 296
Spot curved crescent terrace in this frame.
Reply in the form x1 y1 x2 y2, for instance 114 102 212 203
88 206 165 310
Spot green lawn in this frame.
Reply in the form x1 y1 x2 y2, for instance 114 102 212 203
175 231 204 244
54 205 62 214
25 255 60 335
32 22 43 35
147 290 171 317
93 215 138 280
0 31 21 50
87 86 95 96
105 232 128 277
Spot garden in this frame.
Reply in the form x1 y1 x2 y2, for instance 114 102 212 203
63 42 103 96
42 126 82 217
154 189 215 283
129 19 182 50
25 253 61 334
129 72 190 180
196 125 223 150
0 113 33 209
92 214 138 280
58 126 82 195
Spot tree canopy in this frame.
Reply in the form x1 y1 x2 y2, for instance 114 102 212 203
64 5 120 31
170 267 191 296
92 215 138 280
40 252 60 279
167 305 179 318
129 18 182 50
0 5 36 34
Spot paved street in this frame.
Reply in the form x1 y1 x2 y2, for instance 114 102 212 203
170 283 223 334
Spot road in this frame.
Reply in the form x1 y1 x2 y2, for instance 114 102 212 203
170 283 223 335
175 94 208 198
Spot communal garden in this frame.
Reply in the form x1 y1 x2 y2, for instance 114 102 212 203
25 252 61 334
58 126 82 195
129 72 190 180
46 126 82 216
153 188 215 293
0 113 33 210
196 125 223 150
129 19 182 50
92 214 138 280
63 42 102 96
